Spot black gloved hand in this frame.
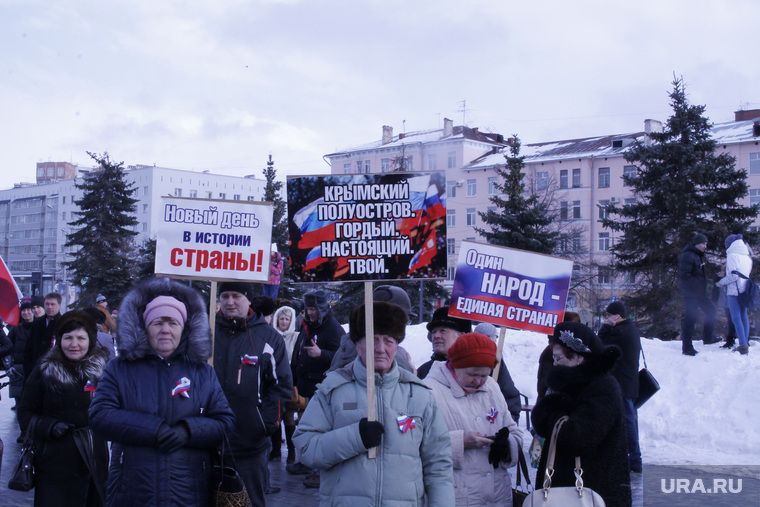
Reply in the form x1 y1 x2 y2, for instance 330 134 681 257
158 423 190 453
260 353 276 387
51 421 73 439
359 417 384 449
488 426 511 468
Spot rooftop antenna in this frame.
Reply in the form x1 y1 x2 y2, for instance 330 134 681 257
458 100 467 126
403 119 406 134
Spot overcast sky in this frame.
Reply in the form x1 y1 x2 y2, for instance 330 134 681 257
2 0 759 183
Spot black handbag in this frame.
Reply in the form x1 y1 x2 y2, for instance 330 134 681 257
634 347 660 409
210 434 252 507
8 419 37 491
732 270 760 310
512 445 533 507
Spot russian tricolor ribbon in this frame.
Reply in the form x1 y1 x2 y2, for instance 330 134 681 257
172 377 191 398
241 355 258 366
397 415 416 433
486 407 498 424
84 380 96 393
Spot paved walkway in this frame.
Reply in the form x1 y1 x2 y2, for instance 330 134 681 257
0 384 642 506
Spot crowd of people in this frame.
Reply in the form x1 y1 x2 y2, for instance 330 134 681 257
1 230 752 506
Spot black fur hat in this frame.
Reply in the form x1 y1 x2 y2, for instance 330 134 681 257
350 302 407 344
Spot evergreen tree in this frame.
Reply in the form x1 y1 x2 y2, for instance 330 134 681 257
65 152 139 307
601 77 757 337
476 136 558 254
261 154 295 300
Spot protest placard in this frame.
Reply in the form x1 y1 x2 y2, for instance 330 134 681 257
449 240 573 335
154 197 274 282
287 172 447 282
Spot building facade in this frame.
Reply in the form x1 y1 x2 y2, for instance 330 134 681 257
325 111 760 322
0 163 265 307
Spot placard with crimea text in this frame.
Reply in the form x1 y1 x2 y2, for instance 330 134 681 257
287 172 447 282
449 241 573 334
154 196 274 282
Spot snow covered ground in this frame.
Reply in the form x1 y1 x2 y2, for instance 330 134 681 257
394 323 760 467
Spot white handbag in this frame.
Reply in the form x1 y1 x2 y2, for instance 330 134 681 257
522 416 606 506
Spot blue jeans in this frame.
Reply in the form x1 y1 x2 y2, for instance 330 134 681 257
623 398 641 467
728 295 750 347
262 284 280 300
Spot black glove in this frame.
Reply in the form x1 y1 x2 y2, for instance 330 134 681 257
359 417 384 449
51 421 73 439
488 426 511 468
157 422 190 453
260 353 276 387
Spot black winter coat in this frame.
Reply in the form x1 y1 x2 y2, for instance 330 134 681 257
8 320 32 397
680 243 707 298
18 343 110 507
291 309 343 398
24 314 59 375
532 346 631 507
214 308 293 455
598 319 641 399
89 278 235 507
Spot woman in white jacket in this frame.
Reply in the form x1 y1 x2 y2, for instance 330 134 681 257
716 234 753 355
425 332 523 506
271 305 301 462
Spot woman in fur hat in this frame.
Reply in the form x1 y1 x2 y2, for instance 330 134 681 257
17 310 111 507
89 277 235 506
531 321 632 506
424 332 523 506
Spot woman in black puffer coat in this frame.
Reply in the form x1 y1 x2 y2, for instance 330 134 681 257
89 277 235 507
18 310 111 507
531 321 632 507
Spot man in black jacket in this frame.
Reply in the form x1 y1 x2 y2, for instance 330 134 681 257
679 233 718 356
598 301 642 473
214 281 292 507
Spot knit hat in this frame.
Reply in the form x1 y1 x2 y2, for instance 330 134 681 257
19 298 32 310
218 281 255 300
725 234 742 249
473 322 498 341
606 301 627 319
692 233 708 246
374 285 416 321
447 333 497 369
551 321 603 358
96 294 107 304
143 296 188 328
55 310 98 355
31 295 44 308
350 302 407 344
426 307 472 334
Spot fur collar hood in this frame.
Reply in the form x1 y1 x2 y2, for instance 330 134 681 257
39 343 109 391
116 277 211 363
547 345 621 394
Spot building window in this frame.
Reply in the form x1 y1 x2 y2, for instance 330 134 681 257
381 158 390 173
466 208 476 226
143 204 148 213
598 232 610 251
448 152 456 169
364 160 371 173
598 167 610 188
598 200 610 220
47 167 54 177
447 181 457 198
559 169 568 189
560 236 569 252
488 177 498 195
343 163 351 174
143 186 149 195
356 161 363 173
572 233 581 253
233 194 241 200
560 201 568 220
62 196 66 204
219 193 226 199
428 154 437 171
537 171 548 191
189 190 197 198
448 267 457 281
174 188 182 197
566 291 577 308
206 191 213 199
467 179 476 197
142 223 148 232
751 153 760 175
447 238 456 255
572 168 581 188
572 200 581 219
623 165 636 185
751 189 760 205
625 198 636 206
598 267 611 285
447 209 456 227
404 157 414 171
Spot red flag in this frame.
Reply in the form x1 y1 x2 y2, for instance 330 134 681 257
0 256 22 326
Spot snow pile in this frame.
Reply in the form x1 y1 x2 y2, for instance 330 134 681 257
399 323 760 466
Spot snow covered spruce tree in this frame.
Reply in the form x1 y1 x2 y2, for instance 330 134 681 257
476 136 558 254
601 77 757 338
65 152 139 307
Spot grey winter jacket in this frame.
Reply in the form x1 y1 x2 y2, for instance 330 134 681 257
293 357 455 507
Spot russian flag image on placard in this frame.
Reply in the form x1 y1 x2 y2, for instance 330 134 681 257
304 246 328 271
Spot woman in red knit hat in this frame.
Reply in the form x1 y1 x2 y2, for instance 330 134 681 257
424 332 523 506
